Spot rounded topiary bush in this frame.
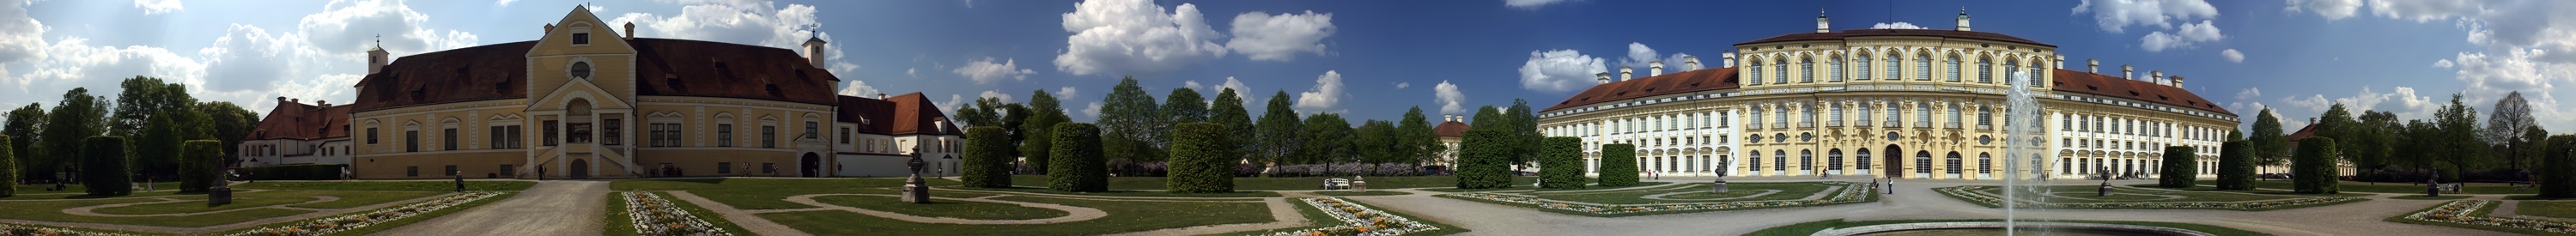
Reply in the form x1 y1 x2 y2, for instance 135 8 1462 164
1167 123 1235 193
1596 143 1639 187
2217 141 2255 191
83 136 131 197
1539 136 1584 190
1455 129 1514 189
2541 135 2576 198
0 135 15 197
963 126 1012 188
1048 123 1106 192
179 140 223 192
2159 146 2199 188
2293 136 2340 194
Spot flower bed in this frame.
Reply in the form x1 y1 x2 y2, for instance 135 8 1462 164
1439 181 1871 215
2396 200 2576 234
0 223 136 236
1256 197 1441 236
623 191 731 236
1934 185 2358 210
229 191 501 236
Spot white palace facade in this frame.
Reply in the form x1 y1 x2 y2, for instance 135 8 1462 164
1536 12 2239 180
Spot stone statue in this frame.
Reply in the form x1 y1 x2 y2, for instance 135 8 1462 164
902 148 932 203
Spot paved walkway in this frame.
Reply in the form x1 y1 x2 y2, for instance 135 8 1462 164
374 180 608 236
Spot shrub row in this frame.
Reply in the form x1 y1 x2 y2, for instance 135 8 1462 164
179 140 222 192
243 164 349 180
1267 163 1422 177
0 135 15 197
2542 135 2576 198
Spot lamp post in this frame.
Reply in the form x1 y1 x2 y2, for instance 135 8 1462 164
902 148 932 203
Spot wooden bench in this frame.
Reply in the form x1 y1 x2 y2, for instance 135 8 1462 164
1322 179 1351 190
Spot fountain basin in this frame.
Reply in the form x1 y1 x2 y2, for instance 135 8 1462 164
1812 221 2215 236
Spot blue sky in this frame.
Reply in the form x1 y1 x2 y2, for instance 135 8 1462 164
1 0 2570 135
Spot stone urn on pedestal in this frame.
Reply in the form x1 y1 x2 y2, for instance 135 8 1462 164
1352 176 1368 192
1713 177 1729 193
209 166 233 206
2427 178 2441 197
902 149 932 203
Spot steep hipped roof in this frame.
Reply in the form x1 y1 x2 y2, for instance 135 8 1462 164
247 100 353 141
1541 68 1740 112
352 38 842 112
2286 123 2319 141
1434 120 1471 137
2050 69 2234 116
1738 28 2053 47
836 93 957 136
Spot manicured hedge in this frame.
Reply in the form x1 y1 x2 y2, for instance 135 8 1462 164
2217 141 2254 191
1166 123 1235 193
244 164 349 180
1455 129 1514 189
2293 136 2340 194
82 136 131 197
962 126 1012 188
1597 143 1638 187
0 135 15 197
1047 123 1107 192
179 140 222 192
2542 135 2576 198
2159 146 2198 188
1539 136 1584 190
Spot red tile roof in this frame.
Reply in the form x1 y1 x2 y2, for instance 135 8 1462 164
836 93 958 136
353 38 841 112
1540 68 1740 112
1434 120 1471 137
2286 123 2319 141
2050 70 2234 116
1738 29 2052 47
247 100 354 141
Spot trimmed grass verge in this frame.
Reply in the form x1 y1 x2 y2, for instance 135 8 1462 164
758 195 1272 235
1747 219 2270 236
233 180 537 191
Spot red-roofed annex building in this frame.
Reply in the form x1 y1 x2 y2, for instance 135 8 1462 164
244 6 962 179
1535 11 2239 180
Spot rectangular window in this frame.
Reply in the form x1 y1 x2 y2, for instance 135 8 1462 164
604 119 623 145
500 165 514 176
544 121 560 146
718 162 733 173
407 166 419 177
491 126 507 149
368 128 379 144
572 33 590 45
444 128 459 151
718 124 735 147
762 125 777 148
762 163 776 174
507 125 525 148
805 121 819 140
406 130 420 152
841 128 852 144
444 165 458 176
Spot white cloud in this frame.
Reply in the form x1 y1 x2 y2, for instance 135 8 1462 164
837 80 881 98
1394 82 1408 89
1504 0 1568 9
301 0 480 55
1057 86 1080 100
1053 0 1225 76
906 68 918 77
2071 0 2220 33
979 90 1016 104
1226 10 1334 62
197 24 309 92
2433 58 2455 68
1870 22 1924 29
2237 88 2263 100
2221 49 2245 63
1083 101 1104 118
2282 0 2363 20
2141 20 2223 51
1182 80 1205 91
1217 76 1250 100
1434 80 1466 115
1617 42 1695 72
1516 49 1607 93
2282 94 2332 113
495 0 518 7
2330 86 2441 118
953 57 1034 84
941 94 965 114
608 0 859 76
1293 70 1344 112
135 0 183 15
2449 48 2574 127
0 0 44 69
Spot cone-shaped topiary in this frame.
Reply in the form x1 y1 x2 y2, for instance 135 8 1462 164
1167 123 1236 193
963 126 1012 188
2159 146 2199 188
1539 136 1584 189
2217 141 2255 191
2293 136 2340 194
84 136 131 197
1048 123 1106 192
1597 143 1639 187
2541 135 2576 198
0 135 15 197
179 140 223 192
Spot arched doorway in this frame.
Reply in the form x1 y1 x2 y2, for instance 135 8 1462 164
1883 144 1903 177
570 159 591 179
801 153 822 178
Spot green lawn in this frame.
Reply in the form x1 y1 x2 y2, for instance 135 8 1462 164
606 193 637 236
1983 185 2302 203
2195 179 2530 195
283 191 444 209
2516 201 2576 219
221 191 517 236
1309 191 1414 197
761 195 1273 235
233 180 537 191
2129 184 2375 197
1747 219 2270 236
1522 183 1831 204
0 197 313 227
2390 195 2475 200
1005 175 1537 191
812 195 1070 220
89 195 314 215
954 186 1279 197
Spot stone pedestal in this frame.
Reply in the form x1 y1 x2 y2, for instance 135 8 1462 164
208 187 233 205
1713 181 1729 193
902 175 931 203
2099 182 2114 197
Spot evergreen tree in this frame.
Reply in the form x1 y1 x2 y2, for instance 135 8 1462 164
1020 90 1069 174
1253 91 1302 173
2159 146 2198 188
2217 141 2255 191
2249 106 2287 166
1297 113 1352 166
1455 129 1514 189
43 88 110 183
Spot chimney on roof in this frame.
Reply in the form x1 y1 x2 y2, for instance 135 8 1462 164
544 23 555 34
1955 8 1972 31
1684 55 1701 70
1649 61 1664 76
290 98 300 105
319 100 328 107
2171 76 2185 88
2122 64 2133 80
2151 70 2165 85
1596 72 1611 84
877 94 887 100
2056 55 2066 69
1816 10 1831 33
2087 58 2099 74
1619 66 1633 82
623 22 635 39
1722 51 1737 68
276 96 289 105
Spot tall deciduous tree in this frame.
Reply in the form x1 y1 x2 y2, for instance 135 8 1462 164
1396 106 1437 165
1253 91 1302 173
135 115 182 183
42 88 110 183
2487 91 2537 170
1353 119 1398 164
2350 111 2400 170
2249 106 2287 166
2434 94 2487 172
1297 113 1352 166
1505 99 1540 171
110 76 194 137
999 103 1030 159
3 103 41 178
179 140 222 192
1163 88 1208 125
1021 90 1071 174
1099 77 1163 148
2316 104 2358 168
197 101 258 163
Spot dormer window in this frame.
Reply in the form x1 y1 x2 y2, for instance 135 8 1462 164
573 33 591 45
570 62 592 79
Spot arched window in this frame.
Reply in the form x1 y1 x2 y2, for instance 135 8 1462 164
1749 151 1763 174
1748 59 1764 85
1801 149 1814 171
1886 53 1902 80
1828 149 1844 172
1801 57 1814 82
1856 103 1873 124
1856 52 1873 81
1978 153 1993 174
2004 60 2020 85
1829 56 1844 82
1946 54 1961 82
1774 58 1789 84
1856 148 1873 171
1775 150 1789 172
1978 57 1993 83
1915 151 1933 174
2031 62 2047 88
1915 53 1931 81
1946 152 1964 174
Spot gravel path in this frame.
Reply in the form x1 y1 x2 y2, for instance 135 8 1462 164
665 191 812 236
372 180 607 236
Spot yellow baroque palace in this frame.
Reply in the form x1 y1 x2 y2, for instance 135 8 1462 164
240 6 964 179
1536 12 2239 180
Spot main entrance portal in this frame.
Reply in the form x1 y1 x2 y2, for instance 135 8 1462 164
1883 144 1904 178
